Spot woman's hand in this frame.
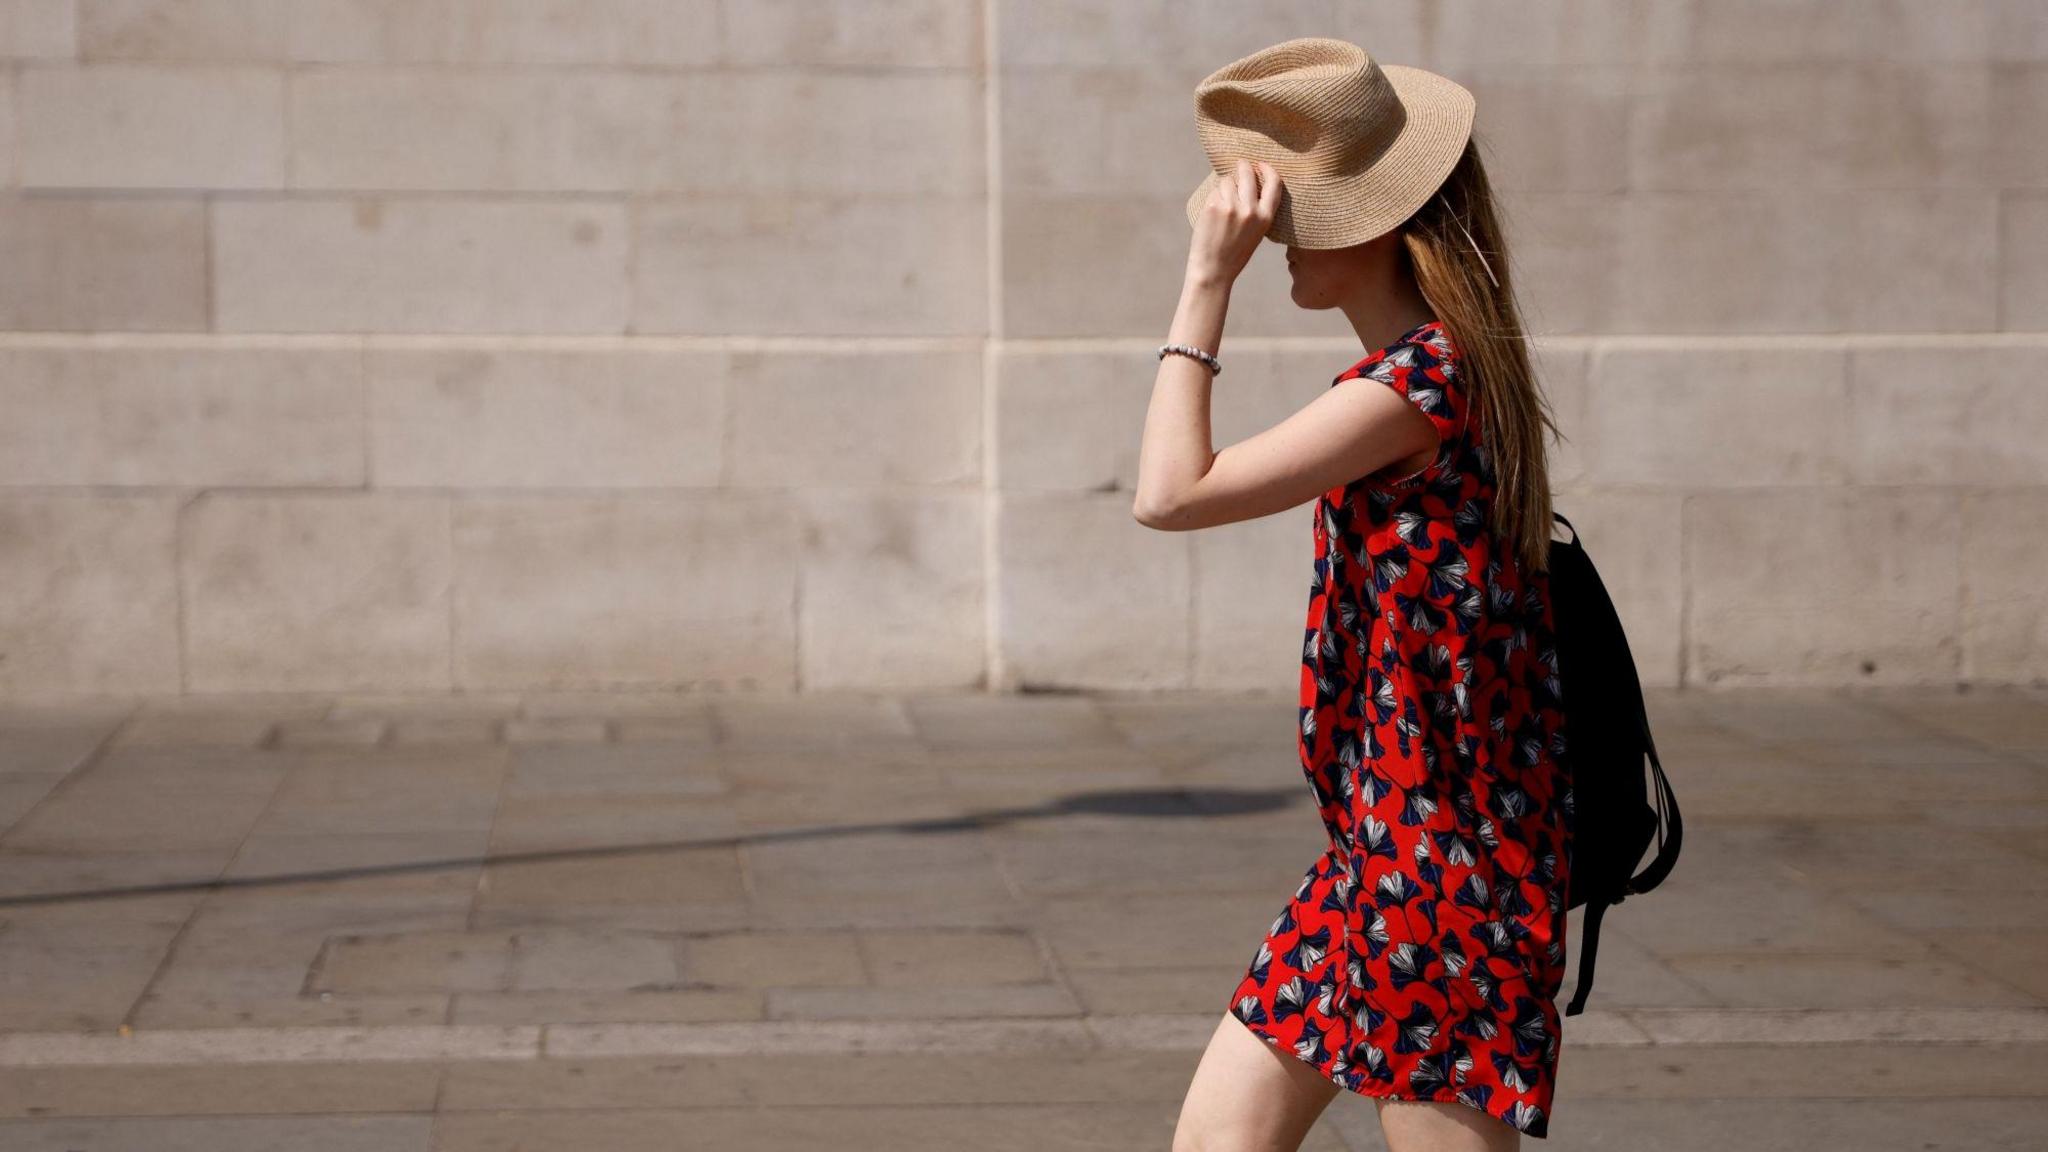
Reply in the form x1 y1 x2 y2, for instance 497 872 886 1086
1187 158 1282 286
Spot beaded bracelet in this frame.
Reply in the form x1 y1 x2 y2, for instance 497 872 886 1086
1157 342 1221 376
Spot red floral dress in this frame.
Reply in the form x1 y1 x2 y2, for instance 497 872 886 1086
1225 318 1573 1139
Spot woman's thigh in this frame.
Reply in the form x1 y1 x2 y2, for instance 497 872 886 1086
1373 1097 1521 1152
1173 1012 1343 1152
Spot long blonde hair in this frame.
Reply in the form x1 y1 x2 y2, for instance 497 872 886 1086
1398 137 1561 574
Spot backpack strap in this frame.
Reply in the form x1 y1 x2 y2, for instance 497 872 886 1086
1625 700 1684 896
1564 896 1606 1017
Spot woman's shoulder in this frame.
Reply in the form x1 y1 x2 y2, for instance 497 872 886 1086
1334 318 1459 386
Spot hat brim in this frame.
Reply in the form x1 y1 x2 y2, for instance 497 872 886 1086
1184 65 1475 249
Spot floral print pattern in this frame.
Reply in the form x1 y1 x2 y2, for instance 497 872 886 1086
1226 319 1573 1139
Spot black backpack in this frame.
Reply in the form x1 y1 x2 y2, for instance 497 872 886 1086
1546 511 1683 1016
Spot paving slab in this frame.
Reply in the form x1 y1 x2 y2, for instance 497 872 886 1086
766 981 1087 1021
678 930 866 989
501 717 609 745
132 990 452 1030
858 927 1049 986
0 1061 441 1119
449 987 762 1026
387 717 504 747
271 718 389 749
109 712 277 748
429 1103 1195 1152
309 931 519 996
1659 952 2038 1009
0 1114 433 1151
435 1049 1196 1111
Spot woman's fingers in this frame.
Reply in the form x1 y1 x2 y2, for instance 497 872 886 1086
1186 157 1281 284
1210 157 1281 226
1256 161 1282 220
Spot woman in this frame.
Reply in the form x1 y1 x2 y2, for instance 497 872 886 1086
1134 40 1571 1152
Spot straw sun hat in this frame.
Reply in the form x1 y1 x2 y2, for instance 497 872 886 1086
1184 37 1476 249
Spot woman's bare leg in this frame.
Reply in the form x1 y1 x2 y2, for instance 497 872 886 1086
1373 1098 1520 1152
1172 1012 1343 1151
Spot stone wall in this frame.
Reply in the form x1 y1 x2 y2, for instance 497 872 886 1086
1 1 2042 696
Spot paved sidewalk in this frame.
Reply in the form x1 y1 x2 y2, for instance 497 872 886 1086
1 686 2044 1150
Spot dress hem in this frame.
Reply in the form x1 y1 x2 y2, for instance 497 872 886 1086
1231 1011 1552 1140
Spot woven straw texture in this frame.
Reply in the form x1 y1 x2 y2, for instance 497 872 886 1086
1184 38 1475 249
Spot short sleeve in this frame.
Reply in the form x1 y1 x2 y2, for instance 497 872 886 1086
1333 323 1467 489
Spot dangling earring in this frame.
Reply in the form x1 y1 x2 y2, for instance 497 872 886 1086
1440 193 1500 289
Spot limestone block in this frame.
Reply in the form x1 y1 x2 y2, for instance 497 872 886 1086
288 70 662 193
296 69 980 196
0 67 13 185
181 492 453 693
1001 195 1236 338
725 345 980 488
18 63 284 188
1631 66 1992 191
994 344 1151 492
366 344 725 489
0 0 75 59
1991 67 2048 187
648 71 982 198
0 195 207 330
996 491 1190 689
1995 1 2048 63
1533 338 1593 489
0 494 181 694
996 1 1427 70
999 68 1192 199
1643 0 1991 64
1432 0 1652 78
0 341 363 487
1276 1 1431 67
1494 191 1623 337
1546 487 1685 689
1583 343 1851 487
287 0 718 67
79 0 287 61
1848 344 2048 486
1961 491 2048 683
995 0 1173 68
633 194 985 337
794 489 983 691
2003 193 2048 329
1191 500 1306 691
718 0 980 68
1467 70 1632 193
1223 346 1325 450
451 494 798 691
1686 490 1963 685
213 197 628 333
1614 190 1997 334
